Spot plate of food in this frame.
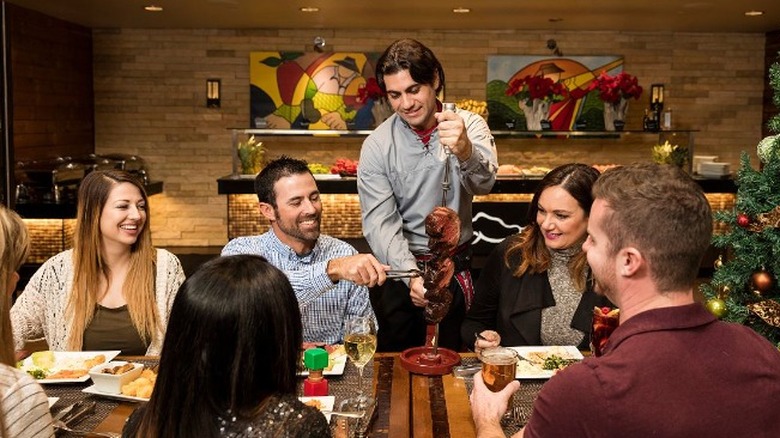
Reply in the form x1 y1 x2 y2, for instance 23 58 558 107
82 365 158 402
19 350 120 384
298 344 347 376
508 346 583 379
299 396 335 421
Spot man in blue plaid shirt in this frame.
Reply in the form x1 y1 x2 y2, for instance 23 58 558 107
222 156 385 344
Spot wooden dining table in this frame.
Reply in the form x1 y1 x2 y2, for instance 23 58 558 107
47 353 545 437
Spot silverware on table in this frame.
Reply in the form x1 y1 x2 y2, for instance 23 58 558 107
52 419 120 438
321 409 366 419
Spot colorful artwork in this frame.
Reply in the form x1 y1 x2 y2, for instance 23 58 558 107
486 55 624 131
249 51 382 130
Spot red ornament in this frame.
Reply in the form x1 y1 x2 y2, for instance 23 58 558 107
736 213 750 228
751 270 775 293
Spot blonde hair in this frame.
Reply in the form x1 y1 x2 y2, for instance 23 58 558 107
0 206 30 438
0 206 30 366
67 170 158 350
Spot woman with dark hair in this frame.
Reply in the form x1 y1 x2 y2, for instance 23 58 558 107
461 163 610 351
12 170 184 355
123 255 330 438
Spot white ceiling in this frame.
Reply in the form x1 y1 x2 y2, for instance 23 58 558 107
4 0 780 33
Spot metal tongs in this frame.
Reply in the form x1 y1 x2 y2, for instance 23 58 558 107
385 269 423 279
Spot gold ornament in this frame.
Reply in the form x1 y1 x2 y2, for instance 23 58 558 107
706 298 728 318
714 256 723 270
719 285 731 298
748 300 780 328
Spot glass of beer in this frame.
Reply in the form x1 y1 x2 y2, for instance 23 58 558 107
590 306 620 357
478 346 519 392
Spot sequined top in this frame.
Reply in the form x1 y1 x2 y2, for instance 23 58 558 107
122 393 331 437
540 246 587 346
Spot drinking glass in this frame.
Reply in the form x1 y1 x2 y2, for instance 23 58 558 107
479 346 519 423
343 316 377 409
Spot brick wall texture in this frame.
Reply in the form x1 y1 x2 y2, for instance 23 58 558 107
91 29 766 247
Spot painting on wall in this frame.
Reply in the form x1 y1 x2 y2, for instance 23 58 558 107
249 51 387 130
486 55 625 131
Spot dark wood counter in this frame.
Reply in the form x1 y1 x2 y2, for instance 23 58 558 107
14 181 164 219
217 175 736 195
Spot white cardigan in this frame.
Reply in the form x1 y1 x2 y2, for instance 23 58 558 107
11 248 185 355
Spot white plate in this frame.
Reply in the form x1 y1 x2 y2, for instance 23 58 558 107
82 384 148 403
313 174 341 180
298 354 347 377
299 396 335 422
508 346 583 379
20 351 121 384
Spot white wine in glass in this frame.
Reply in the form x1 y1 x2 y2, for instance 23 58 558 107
343 316 377 409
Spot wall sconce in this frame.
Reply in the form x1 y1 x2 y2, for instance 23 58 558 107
206 78 221 108
650 83 664 108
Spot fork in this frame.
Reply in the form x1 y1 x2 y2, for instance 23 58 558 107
53 419 121 438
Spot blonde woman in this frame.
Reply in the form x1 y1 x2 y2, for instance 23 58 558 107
12 170 185 355
0 206 54 438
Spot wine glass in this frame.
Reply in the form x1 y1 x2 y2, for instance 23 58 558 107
343 316 377 410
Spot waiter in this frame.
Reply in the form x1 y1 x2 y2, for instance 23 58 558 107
357 38 498 351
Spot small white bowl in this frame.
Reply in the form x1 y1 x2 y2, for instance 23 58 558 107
88 361 144 394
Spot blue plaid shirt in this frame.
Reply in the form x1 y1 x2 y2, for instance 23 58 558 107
221 231 377 344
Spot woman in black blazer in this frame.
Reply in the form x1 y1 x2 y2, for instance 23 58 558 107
462 163 611 351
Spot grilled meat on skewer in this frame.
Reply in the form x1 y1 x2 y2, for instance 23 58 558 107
423 206 460 324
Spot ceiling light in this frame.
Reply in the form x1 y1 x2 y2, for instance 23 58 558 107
453 7 470 13
744 10 764 17
144 5 163 12
300 7 320 13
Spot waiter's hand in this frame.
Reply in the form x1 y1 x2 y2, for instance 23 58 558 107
327 254 389 287
409 276 428 307
435 110 472 162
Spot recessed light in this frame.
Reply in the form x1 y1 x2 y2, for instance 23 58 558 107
453 7 470 13
744 10 764 17
300 7 320 13
144 5 163 12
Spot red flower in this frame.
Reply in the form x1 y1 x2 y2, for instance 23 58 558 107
588 71 643 104
505 75 568 105
358 77 385 103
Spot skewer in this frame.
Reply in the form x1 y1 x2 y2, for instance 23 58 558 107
385 269 423 279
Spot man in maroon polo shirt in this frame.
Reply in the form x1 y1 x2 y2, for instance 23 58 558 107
471 163 780 437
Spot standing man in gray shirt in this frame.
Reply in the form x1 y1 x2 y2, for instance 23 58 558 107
358 39 498 351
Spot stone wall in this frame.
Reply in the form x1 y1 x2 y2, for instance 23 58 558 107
92 29 766 247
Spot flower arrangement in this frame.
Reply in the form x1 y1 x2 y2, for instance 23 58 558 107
589 71 643 104
237 135 265 174
358 77 385 103
505 75 568 105
651 141 688 168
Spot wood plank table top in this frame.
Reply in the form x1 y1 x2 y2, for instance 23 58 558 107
54 352 541 437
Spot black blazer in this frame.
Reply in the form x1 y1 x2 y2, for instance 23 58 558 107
461 235 611 351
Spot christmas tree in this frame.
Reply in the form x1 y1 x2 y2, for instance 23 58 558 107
700 59 780 345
